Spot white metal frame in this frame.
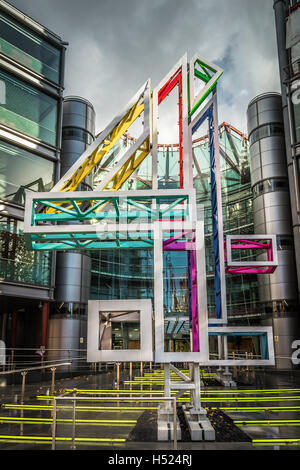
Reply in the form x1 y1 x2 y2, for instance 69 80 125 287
94 80 152 191
152 54 189 189
153 220 209 363
87 299 153 362
207 326 275 366
188 54 223 114
226 234 278 267
51 79 151 193
24 188 197 238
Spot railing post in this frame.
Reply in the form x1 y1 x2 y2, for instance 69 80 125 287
21 371 27 398
71 390 77 450
10 349 14 371
68 351 72 372
51 398 57 450
140 361 143 376
116 362 120 385
129 362 132 380
51 367 56 394
173 398 177 450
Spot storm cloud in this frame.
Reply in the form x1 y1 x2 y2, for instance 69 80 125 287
9 0 280 140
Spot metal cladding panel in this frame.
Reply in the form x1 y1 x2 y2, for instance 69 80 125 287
263 190 292 209
48 317 82 338
253 195 264 212
260 146 288 164
86 106 96 136
269 261 298 284
261 164 287 180
250 154 261 171
258 283 271 301
251 163 287 185
265 220 293 234
256 94 283 116
249 137 287 159
254 218 284 234
259 282 297 302
260 136 286 153
270 282 298 299
253 205 291 225
263 204 292 223
247 111 258 135
257 250 298 302
55 252 91 304
272 316 300 339
0 283 51 300
253 210 266 231
56 252 89 269
63 112 87 130
47 317 87 369
56 268 87 287
256 109 283 127
61 140 87 154
259 273 297 294
251 168 263 186
63 97 95 135
60 150 86 176
249 140 260 157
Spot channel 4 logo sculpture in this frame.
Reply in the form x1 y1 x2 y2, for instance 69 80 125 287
24 54 277 423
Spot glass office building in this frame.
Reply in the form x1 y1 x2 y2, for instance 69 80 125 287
90 124 262 353
0 0 66 350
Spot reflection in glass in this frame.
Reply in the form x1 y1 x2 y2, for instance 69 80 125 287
0 216 51 285
98 311 140 350
0 70 58 145
0 140 55 204
0 12 61 83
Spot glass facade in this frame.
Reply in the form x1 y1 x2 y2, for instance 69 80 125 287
253 177 289 198
291 87 300 143
0 11 61 83
0 69 58 146
111 322 140 350
91 249 153 300
0 216 51 286
0 140 55 204
62 127 94 145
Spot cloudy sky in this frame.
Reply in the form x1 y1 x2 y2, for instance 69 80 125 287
10 0 280 141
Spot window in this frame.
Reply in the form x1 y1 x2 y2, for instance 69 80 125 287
0 12 61 83
277 236 294 250
253 178 289 198
0 216 51 285
62 127 94 145
0 140 55 204
0 69 58 146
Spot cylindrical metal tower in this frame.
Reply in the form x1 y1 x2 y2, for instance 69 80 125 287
247 92 299 369
48 97 95 367
273 0 300 301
